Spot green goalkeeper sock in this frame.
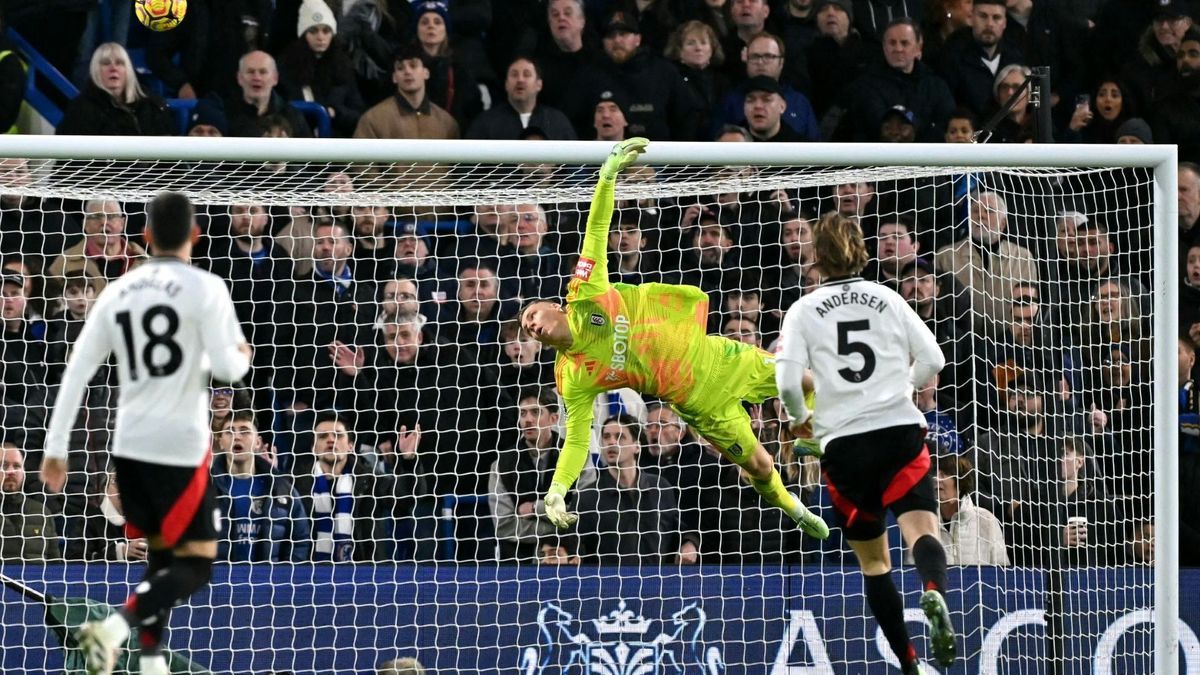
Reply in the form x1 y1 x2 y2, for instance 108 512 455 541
749 469 800 516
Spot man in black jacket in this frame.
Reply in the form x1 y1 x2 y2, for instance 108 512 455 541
203 203 294 353
534 0 598 109
933 0 1023 116
467 57 576 140
838 18 955 141
216 50 312 137
1153 28 1200 163
270 220 373 416
563 9 702 140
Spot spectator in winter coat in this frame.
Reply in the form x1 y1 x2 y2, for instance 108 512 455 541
1013 437 1124 568
575 414 686 565
1152 28 1200 163
836 18 956 141
665 20 730 142
489 387 596 563
212 411 312 563
495 203 565 301
56 43 174 137
805 0 875 117
935 455 1010 565
292 413 401 563
466 57 576 140
213 50 313 138
933 0 1024 116
1120 3 1194 114
563 8 703 141
1 444 60 561
354 44 459 140
411 0 484 128
269 221 375 414
46 199 147 309
277 0 366 138
203 203 295 352
716 32 819 140
639 401 722 560
934 190 1038 331
743 76 806 141
534 0 599 110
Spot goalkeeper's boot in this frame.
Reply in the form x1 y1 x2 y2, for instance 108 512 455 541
140 653 170 675
901 662 930 675
920 589 958 668
787 493 830 540
76 612 128 675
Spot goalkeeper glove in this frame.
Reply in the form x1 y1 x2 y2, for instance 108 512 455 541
544 481 578 529
600 137 649 180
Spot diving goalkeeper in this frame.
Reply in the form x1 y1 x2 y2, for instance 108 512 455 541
520 138 828 540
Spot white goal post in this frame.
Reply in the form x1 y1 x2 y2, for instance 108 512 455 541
0 136 1180 674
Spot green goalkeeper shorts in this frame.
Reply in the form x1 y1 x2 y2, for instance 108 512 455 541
673 336 778 462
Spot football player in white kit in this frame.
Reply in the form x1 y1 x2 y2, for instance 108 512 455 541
40 192 251 675
776 213 957 675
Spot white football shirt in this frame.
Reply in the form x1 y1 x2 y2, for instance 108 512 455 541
45 258 250 467
776 276 945 451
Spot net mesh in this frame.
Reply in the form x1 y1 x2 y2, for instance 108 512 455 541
0 154 1160 674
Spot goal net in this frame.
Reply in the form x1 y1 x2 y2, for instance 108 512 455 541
0 139 1181 675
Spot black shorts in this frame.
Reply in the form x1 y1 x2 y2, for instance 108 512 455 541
820 424 936 541
112 454 220 547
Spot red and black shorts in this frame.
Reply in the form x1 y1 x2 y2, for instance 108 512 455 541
112 453 220 547
820 424 936 541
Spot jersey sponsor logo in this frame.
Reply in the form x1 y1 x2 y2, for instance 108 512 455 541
607 314 631 380
590 313 606 326
574 257 596 281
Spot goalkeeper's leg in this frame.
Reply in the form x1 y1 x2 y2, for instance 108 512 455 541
683 407 828 540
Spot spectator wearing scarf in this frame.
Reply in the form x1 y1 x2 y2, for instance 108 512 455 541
292 413 402 562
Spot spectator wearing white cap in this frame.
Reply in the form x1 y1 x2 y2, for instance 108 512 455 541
278 0 366 138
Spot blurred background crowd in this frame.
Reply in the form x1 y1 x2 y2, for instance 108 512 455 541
0 0 1195 570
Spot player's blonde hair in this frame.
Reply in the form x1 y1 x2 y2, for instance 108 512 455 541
812 213 869 278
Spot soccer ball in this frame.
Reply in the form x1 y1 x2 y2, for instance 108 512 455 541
134 0 187 31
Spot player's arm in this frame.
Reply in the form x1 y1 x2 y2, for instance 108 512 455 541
566 138 648 300
897 294 946 388
42 302 114 492
775 302 814 427
201 277 252 384
544 388 597 529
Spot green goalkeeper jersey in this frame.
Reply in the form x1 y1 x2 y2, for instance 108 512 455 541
551 173 727 490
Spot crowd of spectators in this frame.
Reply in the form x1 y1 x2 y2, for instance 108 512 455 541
0 0 1197 152
0 0 1194 568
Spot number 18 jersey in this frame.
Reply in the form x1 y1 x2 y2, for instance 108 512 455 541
45 258 250 467
777 277 944 448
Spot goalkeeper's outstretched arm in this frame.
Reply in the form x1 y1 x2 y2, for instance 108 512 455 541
565 137 649 303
